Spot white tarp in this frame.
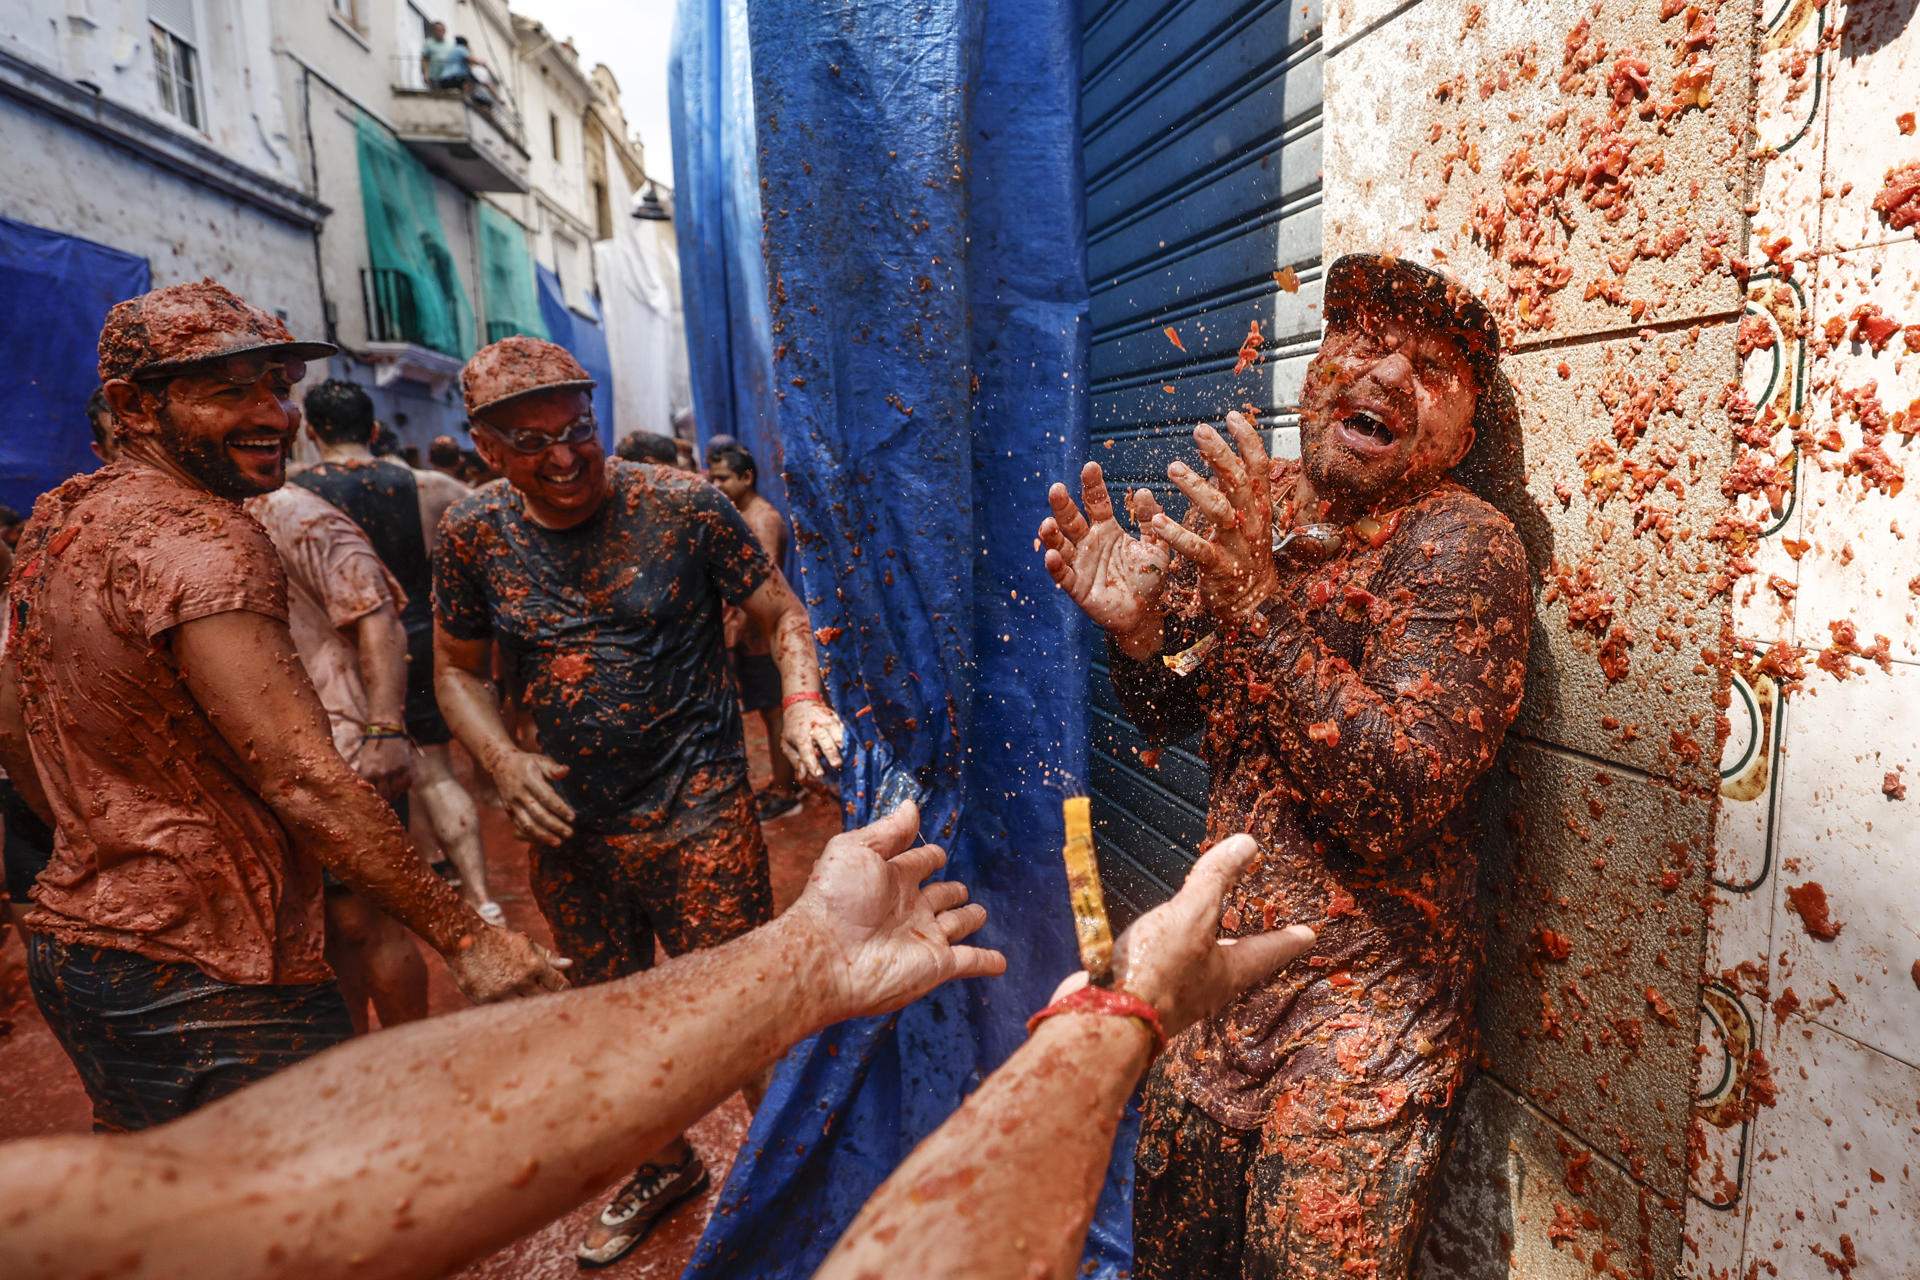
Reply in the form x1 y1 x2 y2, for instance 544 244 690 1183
594 216 692 441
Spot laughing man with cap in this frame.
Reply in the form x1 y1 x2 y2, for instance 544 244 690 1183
1038 255 1532 1277
432 336 844 1265
0 281 567 1133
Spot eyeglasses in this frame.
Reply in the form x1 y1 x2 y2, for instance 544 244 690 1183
141 352 308 390
475 414 598 454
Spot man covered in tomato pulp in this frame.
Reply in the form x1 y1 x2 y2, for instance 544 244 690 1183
431 336 844 1266
1039 254 1532 1277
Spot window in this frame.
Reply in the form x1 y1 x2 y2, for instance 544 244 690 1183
549 112 562 161
330 0 359 24
149 19 202 131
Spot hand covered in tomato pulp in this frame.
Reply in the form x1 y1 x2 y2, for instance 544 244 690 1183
787 800 1007 1022
488 746 575 847
1038 462 1173 657
446 922 571 1002
1150 413 1281 625
781 698 845 783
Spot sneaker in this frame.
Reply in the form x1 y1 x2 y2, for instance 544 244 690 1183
755 788 804 824
576 1152 710 1268
475 900 507 928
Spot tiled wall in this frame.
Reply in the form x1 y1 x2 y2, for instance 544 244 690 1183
1324 0 1917 1276
1688 2 1920 1277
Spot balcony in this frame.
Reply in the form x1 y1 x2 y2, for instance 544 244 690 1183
360 268 464 392
389 57 529 194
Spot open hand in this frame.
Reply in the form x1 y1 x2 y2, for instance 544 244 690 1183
1038 462 1172 656
781 698 846 782
1053 833 1313 1039
489 747 575 847
1149 414 1280 624
788 801 1007 1021
445 924 571 1002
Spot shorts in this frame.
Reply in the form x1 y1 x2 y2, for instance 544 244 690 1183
403 632 452 746
1 778 55 903
530 772 773 985
25 935 354 1133
732 648 782 714
1132 1065 1455 1280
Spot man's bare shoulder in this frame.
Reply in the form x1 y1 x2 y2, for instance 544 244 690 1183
741 494 789 548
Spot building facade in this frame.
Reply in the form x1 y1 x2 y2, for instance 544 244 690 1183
0 0 670 488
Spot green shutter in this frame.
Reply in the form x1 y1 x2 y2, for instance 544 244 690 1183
477 201 550 346
354 113 476 357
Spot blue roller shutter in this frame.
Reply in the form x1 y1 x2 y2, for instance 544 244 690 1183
1081 0 1326 919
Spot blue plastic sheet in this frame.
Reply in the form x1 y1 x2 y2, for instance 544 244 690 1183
0 216 149 514
534 265 616 450
667 0 796 578
676 2 1129 1276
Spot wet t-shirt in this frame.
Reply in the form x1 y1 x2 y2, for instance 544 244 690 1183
434 461 773 826
10 465 328 985
1112 468 1531 1136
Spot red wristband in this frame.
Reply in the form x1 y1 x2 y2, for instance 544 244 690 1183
781 690 826 710
1025 984 1167 1060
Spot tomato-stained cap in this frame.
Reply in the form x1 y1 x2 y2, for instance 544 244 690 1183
98 279 335 383
461 336 597 418
1322 252 1517 452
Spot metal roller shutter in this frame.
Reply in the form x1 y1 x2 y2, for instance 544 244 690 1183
1080 0 1325 920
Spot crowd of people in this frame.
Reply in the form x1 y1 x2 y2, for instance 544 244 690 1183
0 248 1525 1279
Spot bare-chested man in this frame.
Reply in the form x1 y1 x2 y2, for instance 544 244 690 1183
292 380 502 926
0 281 565 1132
706 441 803 820
1039 254 1532 1277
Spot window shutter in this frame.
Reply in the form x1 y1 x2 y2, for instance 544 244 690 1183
149 0 196 40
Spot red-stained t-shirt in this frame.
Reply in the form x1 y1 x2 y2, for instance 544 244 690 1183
1112 469 1531 1135
434 460 773 825
9 465 328 985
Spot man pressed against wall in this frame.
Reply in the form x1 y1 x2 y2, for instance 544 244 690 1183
0 282 564 1133
1039 255 1531 1277
433 336 844 1265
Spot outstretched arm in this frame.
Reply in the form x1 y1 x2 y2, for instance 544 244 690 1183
819 835 1315 1280
0 803 1003 1280
173 611 564 1002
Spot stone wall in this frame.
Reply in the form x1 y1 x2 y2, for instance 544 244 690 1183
1323 1 1757 1274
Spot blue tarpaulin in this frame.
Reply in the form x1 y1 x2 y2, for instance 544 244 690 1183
675 2 1128 1277
0 216 150 515
535 265 616 451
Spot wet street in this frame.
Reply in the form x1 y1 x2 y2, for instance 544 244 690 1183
0 716 842 1280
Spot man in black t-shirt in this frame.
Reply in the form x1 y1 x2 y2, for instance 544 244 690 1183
434 337 844 1266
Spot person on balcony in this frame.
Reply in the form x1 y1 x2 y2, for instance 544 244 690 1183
419 23 494 108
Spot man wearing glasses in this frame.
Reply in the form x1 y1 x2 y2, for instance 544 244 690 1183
0 282 566 1132
432 336 844 1265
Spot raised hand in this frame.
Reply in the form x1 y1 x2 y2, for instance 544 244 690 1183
1038 461 1173 656
1148 413 1280 624
1052 832 1314 1039
788 801 1006 1021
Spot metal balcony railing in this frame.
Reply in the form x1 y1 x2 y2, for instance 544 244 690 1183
485 320 529 345
391 53 523 142
362 267 426 347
